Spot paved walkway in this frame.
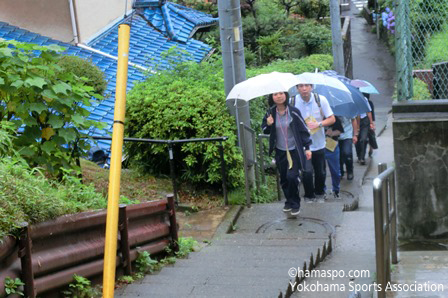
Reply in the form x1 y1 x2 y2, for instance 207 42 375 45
117 3 448 298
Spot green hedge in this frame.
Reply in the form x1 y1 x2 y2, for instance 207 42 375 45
57 56 107 96
125 60 243 188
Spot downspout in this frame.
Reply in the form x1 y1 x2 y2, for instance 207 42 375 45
69 0 79 44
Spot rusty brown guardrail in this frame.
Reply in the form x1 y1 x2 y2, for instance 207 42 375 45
0 195 178 298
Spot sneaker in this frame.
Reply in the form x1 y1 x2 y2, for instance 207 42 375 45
304 197 316 203
360 159 366 165
291 208 301 216
316 194 326 202
283 205 292 212
347 172 354 180
333 191 340 199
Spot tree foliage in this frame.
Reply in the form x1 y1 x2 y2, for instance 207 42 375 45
0 41 105 177
199 0 332 67
57 56 107 96
125 59 244 188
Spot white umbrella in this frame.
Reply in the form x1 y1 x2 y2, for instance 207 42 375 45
226 72 301 101
295 72 351 93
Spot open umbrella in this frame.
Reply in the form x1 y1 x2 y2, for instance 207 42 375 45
226 72 301 101
314 71 371 117
289 72 369 118
226 72 301 142
321 70 352 84
351 79 380 94
343 83 372 115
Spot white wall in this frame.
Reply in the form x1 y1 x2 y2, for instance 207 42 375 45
74 0 133 43
0 0 73 43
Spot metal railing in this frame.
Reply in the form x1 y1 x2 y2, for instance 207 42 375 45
239 122 258 207
91 136 228 205
372 163 398 298
258 133 281 202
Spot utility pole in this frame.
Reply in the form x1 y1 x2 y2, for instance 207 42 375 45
329 0 345 75
218 0 255 187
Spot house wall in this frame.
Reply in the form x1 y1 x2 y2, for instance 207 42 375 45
74 0 133 43
0 0 73 43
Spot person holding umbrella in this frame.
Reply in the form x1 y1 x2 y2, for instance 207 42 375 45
292 84 335 202
262 92 312 216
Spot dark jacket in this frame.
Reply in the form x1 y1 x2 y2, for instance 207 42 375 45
261 104 312 171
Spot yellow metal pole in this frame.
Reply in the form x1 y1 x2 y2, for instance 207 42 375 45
102 23 130 298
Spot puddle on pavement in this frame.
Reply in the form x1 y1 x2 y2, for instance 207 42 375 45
399 240 448 251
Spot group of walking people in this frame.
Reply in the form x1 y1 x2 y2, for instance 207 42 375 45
261 83 377 216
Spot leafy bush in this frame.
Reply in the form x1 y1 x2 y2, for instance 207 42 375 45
241 0 288 52
247 54 333 77
125 59 244 188
295 20 332 56
135 251 159 274
197 0 332 66
256 31 285 65
57 56 107 96
412 78 432 100
62 274 101 298
175 237 198 258
0 41 105 177
171 0 217 16
293 0 330 19
4 277 24 297
0 121 16 157
0 157 106 239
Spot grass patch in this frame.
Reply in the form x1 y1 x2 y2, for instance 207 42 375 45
0 158 107 239
228 174 279 205
81 159 223 209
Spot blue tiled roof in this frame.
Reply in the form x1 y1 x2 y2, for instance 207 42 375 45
88 14 214 70
1 7 216 154
137 2 218 43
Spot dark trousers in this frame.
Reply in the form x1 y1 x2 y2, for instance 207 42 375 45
339 138 354 175
275 148 301 209
325 145 340 193
303 148 326 197
356 117 370 161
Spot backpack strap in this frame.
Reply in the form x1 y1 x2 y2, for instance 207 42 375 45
314 92 321 108
314 92 325 120
289 95 295 107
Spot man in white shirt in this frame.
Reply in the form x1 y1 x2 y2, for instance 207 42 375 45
294 84 335 201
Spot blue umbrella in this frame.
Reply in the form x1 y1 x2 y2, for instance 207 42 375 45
318 71 371 116
290 74 371 118
342 83 372 115
321 70 352 84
